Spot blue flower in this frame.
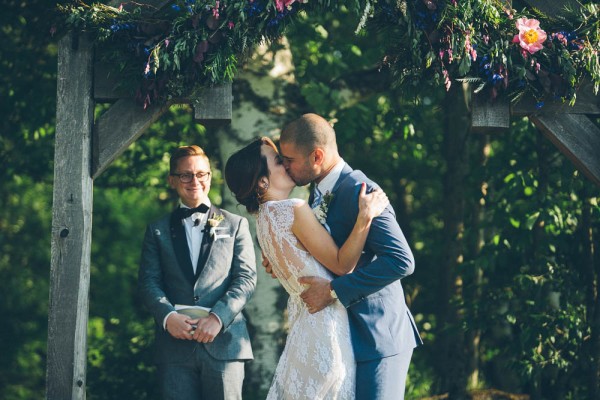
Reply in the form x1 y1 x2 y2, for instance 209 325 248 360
171 4 181 11
535 101 544 109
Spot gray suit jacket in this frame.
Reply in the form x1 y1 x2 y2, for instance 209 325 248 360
138 205 257 364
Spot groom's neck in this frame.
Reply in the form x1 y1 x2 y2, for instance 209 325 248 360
314 156 342 184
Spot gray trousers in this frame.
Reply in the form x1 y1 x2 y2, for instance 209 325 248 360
157 344 245 400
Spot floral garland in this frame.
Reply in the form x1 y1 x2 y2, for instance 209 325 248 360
57 0 324 108
57 0 599 108
370 0 599 106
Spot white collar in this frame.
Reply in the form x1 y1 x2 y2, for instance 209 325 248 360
179 200 212 210
315 159 345 195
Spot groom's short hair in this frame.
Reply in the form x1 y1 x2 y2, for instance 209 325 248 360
281 113 337 154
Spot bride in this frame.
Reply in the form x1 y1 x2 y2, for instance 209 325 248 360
224 137 388 399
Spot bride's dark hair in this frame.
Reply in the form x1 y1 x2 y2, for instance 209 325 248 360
225 137 277 214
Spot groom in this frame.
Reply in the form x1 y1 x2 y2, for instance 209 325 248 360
277 114 422 399
138 145 257 400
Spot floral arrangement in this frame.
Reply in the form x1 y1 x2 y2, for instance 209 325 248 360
56 1 599 108
56 0 341 108
371 0 599 106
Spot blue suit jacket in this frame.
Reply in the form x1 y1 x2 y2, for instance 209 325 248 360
327 164 422 362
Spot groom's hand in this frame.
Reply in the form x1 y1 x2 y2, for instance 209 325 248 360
298 276 335 313
262 251 277 279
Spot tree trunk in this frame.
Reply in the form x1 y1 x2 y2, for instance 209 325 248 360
437 83 471 399
581 195 599 398
214 39 301 398
464 134 490 390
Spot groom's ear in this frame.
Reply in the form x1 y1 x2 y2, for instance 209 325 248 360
312 148 325 166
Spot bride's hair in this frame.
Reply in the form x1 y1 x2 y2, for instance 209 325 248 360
225 137 277 214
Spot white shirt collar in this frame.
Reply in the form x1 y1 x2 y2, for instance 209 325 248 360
315 159 345 195
179 199 212 211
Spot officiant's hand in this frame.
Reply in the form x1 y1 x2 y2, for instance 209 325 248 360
166 313 195 340
298 276 335 313
191 314 222 343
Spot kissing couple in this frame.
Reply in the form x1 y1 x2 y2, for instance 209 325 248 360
225 113 422 399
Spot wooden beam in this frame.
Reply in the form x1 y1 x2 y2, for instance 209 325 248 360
47 33 94 400
512 80 600 117
95 0 177 101
92 99 171 178
531 113 600 187
471 92 510 133
193 84 233 125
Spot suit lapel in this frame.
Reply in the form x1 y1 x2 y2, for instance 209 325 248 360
195 204 219 279
169 210 196 283
331 163 353 194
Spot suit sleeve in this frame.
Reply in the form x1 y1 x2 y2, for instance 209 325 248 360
209 216 257 330
138 224 176 327
331 185 415 307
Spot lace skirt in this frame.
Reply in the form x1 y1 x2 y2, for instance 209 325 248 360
266 296 355 400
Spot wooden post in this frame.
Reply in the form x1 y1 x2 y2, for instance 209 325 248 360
47 33 94 400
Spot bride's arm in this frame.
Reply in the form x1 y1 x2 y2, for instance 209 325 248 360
292 183 388 276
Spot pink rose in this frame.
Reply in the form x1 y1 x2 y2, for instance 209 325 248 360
275 0 296 12
513 18 547 54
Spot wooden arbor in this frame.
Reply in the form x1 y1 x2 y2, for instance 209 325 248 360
472 0 600 187
47 0 599 398
47 2 232 398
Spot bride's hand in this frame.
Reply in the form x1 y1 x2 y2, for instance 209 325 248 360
357 183 389 226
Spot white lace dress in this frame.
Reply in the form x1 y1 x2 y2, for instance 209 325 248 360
257 199 355 400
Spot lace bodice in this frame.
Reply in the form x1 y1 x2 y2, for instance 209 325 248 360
257 199 355 400
257 199 335 296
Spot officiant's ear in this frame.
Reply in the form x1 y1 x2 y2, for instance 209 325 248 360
312 148 325 166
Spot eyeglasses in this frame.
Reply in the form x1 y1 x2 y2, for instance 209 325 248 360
171 171 211 183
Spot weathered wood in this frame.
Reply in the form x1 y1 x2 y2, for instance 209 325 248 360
471 92 510 132
193 84 233 125
92 99 171 178
93 61 130 101
531 113 600 187
512 80 600 117
47 33 94 400
95 0 174 101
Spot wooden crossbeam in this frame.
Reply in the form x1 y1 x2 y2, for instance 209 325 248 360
92 99 171 178
531 113 600 187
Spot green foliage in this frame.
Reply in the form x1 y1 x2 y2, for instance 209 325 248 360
56 0 367 108
369 0 600 105
2 1 600 399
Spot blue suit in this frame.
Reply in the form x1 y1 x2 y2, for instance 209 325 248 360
324 164 422 399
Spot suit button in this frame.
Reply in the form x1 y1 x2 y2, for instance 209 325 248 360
193 296 199 301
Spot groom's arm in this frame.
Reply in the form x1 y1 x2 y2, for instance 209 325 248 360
331 204 414 307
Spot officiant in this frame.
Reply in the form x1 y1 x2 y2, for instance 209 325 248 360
138 144 257 400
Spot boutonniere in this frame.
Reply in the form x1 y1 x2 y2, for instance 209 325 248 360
313 191 334 225
205 213 225 239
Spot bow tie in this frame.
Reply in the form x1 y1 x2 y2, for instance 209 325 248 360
174 204 209 220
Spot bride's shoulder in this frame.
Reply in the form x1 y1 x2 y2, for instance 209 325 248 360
261 198 306 211
289 198 307 208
